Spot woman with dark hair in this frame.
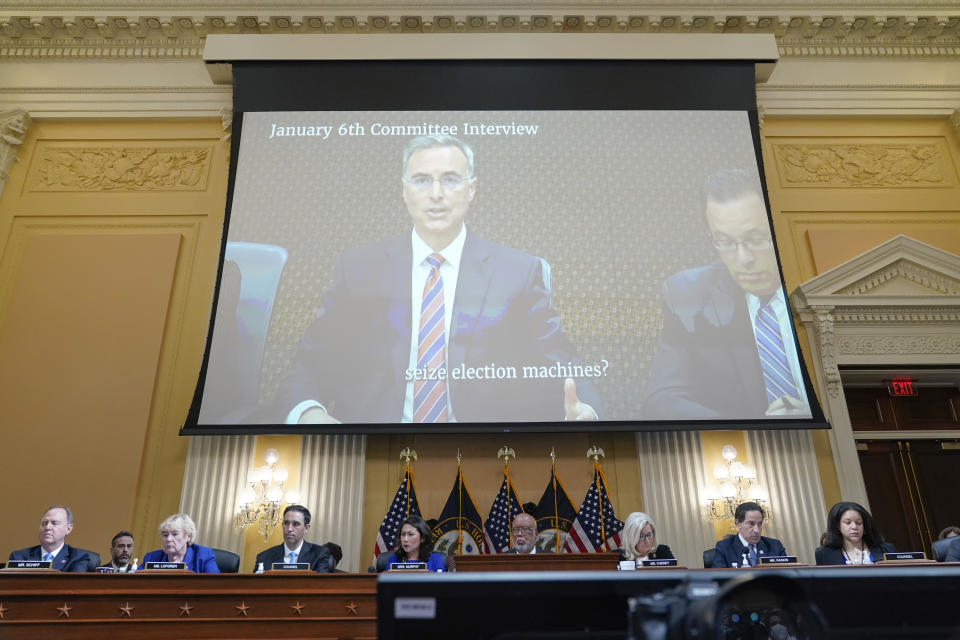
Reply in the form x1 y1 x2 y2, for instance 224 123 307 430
381 515 446 572
815 501 896 565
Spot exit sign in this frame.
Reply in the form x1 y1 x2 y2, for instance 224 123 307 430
886 377 918 397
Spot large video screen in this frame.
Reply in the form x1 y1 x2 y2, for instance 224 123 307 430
184 60 827 434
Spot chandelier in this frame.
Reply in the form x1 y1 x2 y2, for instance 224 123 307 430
236 448 301 540
702 445 769 528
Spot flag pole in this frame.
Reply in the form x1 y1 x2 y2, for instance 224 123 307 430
498 445 516 549
587 445 606 551
550 448 560 552
456 448 463 555
399 447 418 518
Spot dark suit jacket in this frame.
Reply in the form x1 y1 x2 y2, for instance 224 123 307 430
643 263 770 419
945 537 960 563
711 534 786 568
142 544 219 573
9 544 96 572
815 542 896 565
616 544 674 562
274 231 599 423
254 541 332 573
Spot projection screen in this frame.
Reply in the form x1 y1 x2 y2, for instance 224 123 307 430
184 52 828 435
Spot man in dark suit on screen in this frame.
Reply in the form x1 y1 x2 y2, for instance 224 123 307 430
8 505 96 572
711 501 786 568
643 168 810 420
253 505 332 572
275 134 599 425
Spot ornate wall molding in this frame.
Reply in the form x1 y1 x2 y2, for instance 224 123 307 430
28 145 212 191
836 260 960 295
772 143 947 187
837 334 960 356
0 13 958 61
811 306 840 400
0 109 30 198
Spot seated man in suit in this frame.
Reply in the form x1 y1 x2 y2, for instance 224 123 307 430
8 505 96 572
100 530 136 573
643 168 810 420
711 501 786 568
254 505 332 572
507 513 551 554
275 133 599 425
944 535 960 563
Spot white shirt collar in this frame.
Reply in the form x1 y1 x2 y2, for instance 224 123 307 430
411 224 467 271
283 541 304 558
43 543 65 559
738 534 757 549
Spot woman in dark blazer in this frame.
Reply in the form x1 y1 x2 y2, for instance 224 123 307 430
617 512 675 565
815 501 895 565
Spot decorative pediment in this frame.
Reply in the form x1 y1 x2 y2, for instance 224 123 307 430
794 235 960 308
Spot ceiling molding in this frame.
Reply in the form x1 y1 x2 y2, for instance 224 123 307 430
1 13 958 61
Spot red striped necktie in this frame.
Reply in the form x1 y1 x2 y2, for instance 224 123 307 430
413 253 449 422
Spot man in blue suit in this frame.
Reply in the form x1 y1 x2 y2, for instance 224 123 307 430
276 134 599 425
711 501 787 568
8 505 96 572
643 169 810 420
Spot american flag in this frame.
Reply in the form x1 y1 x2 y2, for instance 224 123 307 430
374 468 422 559
563 466 623 553
482 471 523 553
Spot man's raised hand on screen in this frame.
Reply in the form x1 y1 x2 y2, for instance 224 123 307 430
564 378 598 421
298 406 342 424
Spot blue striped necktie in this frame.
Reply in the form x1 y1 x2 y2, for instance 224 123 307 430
413 253 448 422
754 299 799 404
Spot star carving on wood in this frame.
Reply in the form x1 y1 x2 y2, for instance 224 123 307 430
119 602 134 617
57 603 72 618
290 601 305 616
0 602 8 619
345 601 359 615
178 602 194 617
235 601 250 616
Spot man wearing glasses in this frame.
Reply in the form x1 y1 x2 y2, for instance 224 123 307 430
507 513 550 554
643 169 810 420
277 134 599 425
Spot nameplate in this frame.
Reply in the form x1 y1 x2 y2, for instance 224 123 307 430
884 551 925 561
144 562 187 570
389 561 428 572
5 560 52 570
759 555 797 565
641 558 679 567
271 562 310 571
617 560 636 571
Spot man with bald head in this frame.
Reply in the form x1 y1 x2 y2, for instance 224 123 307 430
8 505 96 572
508 513 551 554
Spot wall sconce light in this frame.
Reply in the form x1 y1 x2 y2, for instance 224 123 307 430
236 448 301 540
703 445 769 528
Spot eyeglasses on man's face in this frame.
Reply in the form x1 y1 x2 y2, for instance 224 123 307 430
711 234 773 254
511 526 536 536
404 173 470 192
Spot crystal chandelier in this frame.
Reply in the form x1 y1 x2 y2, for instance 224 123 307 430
236 448 301 540
702 445 769 528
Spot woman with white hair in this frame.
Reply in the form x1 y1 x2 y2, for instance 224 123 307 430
618 512 674 564
140 513 219 573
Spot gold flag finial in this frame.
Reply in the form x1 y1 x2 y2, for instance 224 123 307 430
456 448 462 465
587 445 605 464
549 447 557 463
399 447 418 466
498 446 516 468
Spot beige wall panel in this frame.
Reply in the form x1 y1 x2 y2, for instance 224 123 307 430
760 115 960 515
0 230 179 557
0 120 229 559
360 432 641 561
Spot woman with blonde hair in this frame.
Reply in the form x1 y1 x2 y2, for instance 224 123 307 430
140 513 219 573
618 512 674 564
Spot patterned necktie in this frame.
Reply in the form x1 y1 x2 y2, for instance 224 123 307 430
43 552 54 563
754 299 800 404
413 253 449 422
288 551 297 564
749 544 759 567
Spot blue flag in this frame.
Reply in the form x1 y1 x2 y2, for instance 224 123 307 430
432 467 485 555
